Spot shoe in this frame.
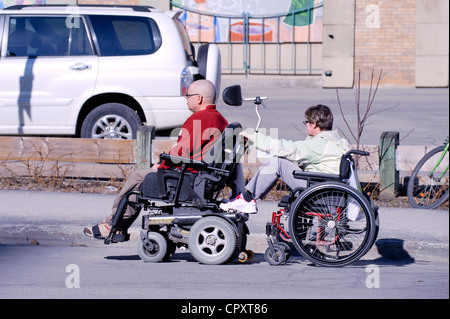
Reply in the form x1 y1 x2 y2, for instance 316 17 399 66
84 222 111 239
84 222 130 243
219 194 258 214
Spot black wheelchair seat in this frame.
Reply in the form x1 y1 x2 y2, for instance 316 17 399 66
140 169 197 203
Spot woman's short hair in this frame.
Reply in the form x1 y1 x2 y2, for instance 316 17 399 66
304 104 333 131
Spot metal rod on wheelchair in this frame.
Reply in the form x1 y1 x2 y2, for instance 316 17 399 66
243 96 267 133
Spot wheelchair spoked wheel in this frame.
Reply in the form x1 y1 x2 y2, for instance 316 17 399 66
289 182 377 267
189 216 237 265
137 231 176 263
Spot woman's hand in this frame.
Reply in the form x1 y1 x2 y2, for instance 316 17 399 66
240 129 253 141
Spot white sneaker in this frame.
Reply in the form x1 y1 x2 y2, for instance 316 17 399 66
220 194 258 214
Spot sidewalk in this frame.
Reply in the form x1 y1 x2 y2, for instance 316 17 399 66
0 190 448 264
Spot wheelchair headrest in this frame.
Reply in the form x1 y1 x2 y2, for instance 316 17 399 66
222 85 242 106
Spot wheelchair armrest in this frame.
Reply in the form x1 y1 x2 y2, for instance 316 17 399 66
204 166 230 176
345 150 370 157
160 153 209 170
293 170 340 182
159 153 232 178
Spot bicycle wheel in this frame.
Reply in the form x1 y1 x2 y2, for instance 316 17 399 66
289 182 377 267
407 145 449 209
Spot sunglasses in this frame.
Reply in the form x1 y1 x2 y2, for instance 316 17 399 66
185 93 200 98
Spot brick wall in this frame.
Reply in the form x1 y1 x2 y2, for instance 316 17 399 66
354 0 416 86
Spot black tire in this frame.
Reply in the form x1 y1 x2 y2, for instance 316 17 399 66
264 245 286 265
81 103 141 139
276 242 291 261
407 145 449 209
137 231 168 263
289 182 377 267
188 216 237 265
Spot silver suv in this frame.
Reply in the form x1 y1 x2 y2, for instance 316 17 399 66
0 5 221 139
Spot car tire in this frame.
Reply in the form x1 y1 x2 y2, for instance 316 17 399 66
81 103 141 139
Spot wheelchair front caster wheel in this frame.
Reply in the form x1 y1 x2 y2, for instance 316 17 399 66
137 231 168 263
276 242 291 262
247 249 254 260
265 245 286 265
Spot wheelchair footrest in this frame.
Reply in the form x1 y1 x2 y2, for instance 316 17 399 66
277 195 291 208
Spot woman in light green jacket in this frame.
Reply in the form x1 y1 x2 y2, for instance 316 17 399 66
220 104 351 214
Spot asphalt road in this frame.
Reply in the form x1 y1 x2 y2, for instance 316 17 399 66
0 244 448 300
0 190 448 300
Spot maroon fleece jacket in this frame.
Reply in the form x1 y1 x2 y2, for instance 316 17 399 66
159 105 228 169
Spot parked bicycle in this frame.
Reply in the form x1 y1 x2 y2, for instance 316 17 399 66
407 137 449 209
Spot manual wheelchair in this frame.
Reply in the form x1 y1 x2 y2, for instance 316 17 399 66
222 85 380 267
264 149 380 267
104 121 253 265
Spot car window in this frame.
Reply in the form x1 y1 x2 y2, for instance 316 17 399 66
6 16 93 57
0 15 4 55
89 15 161 56
173 15 195 63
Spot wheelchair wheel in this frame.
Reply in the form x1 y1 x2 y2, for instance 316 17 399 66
289 182 377 267
189 216 237 265
137 231 168 263
265 245 286 265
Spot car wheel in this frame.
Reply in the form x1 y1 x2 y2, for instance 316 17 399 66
81 103 141 139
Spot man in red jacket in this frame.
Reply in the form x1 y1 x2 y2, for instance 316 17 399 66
84 80 229 241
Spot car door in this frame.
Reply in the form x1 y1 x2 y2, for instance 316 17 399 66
0 15 98 135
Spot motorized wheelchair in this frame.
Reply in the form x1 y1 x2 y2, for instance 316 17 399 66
104 121 253 265
222 85 380 267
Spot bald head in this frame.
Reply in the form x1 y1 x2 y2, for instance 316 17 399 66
188 80 216 105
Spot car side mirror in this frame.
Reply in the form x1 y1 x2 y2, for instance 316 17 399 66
222 85 242 106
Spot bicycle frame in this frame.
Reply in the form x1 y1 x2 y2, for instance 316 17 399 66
430 140 449 181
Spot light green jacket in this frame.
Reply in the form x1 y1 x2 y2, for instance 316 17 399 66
249 130 351 174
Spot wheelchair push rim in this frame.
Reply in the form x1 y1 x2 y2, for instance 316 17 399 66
289 182 377 267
